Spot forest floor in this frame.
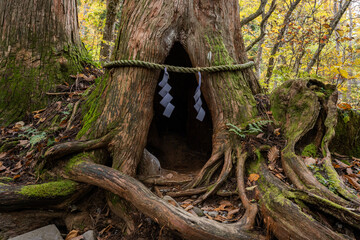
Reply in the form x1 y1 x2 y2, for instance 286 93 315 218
1 69 360 239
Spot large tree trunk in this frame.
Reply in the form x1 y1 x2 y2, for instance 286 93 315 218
77 0 261 233
79 0 261 177
0 0 89 124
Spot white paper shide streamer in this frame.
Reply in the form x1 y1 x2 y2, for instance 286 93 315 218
194 72 205 121
158 68 175 118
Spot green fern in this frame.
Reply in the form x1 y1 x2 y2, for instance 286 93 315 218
227 120 272 138
226 123 246 138
247 120 272 134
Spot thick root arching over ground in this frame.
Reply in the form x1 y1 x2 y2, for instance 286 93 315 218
2 78 360 239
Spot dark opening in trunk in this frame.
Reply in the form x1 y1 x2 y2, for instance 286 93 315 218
147 42 213 173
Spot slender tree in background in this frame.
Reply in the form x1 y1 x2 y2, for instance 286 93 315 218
0 0 90 124
100 0 122 61
1 1 360 239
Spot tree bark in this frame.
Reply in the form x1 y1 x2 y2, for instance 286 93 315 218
99 0 122 61
80 0 260 176
0 0 89 124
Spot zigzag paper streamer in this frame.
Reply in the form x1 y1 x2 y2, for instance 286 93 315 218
194 72 205 121
158 68 174 118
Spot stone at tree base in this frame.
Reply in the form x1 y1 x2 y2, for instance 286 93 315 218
82 230 96 240
8 224 63 240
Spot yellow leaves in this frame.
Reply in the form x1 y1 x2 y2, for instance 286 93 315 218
336 29 344 37
339 68 349 79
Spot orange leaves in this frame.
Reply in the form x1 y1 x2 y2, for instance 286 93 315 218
248 173 260 182
337 102 352 110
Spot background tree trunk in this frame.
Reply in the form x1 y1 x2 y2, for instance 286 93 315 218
100 0 122 61
0 0 89 124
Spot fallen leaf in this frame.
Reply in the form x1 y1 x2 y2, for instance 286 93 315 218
246 185 257 191
268 146 279 163
14 121 25 129
214 215 226 222
333 164 341 168
248 173 260 182
0 152 7 159
274 128 281 136
275 173 286 180
184 205 194 212
13 174 21 180
65 230 79 240
304 157 316 166
13 161 23 170
19 140 29 146
219 200 232 207
214 204 230 211
0 162 6 171
344 175 360 191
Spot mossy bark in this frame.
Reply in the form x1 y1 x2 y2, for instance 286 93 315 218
80 0 260 176
330 110 360 158
0 0 91 125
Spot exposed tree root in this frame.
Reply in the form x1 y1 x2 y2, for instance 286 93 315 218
272 79 359 207
187 142 225 188
321 92 360 204
66 160 261 240
167 187 207 198
252 159 354 240
44 132 113 161
236 147 258 230
0 180 87 211
194 146 232 204
289 190 360 230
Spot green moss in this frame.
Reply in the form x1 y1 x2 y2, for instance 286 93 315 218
0 177 13 183
17 180 77 198
0 141 19 152
77 73 109 139
204 33 257 123
65 153 90 173
301 144 318 157
330 110 360 157
0 44 92 125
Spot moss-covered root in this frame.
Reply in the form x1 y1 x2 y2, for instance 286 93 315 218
321 91 360 204
271 79 352 205
248 159 350 240
0 180 82 211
